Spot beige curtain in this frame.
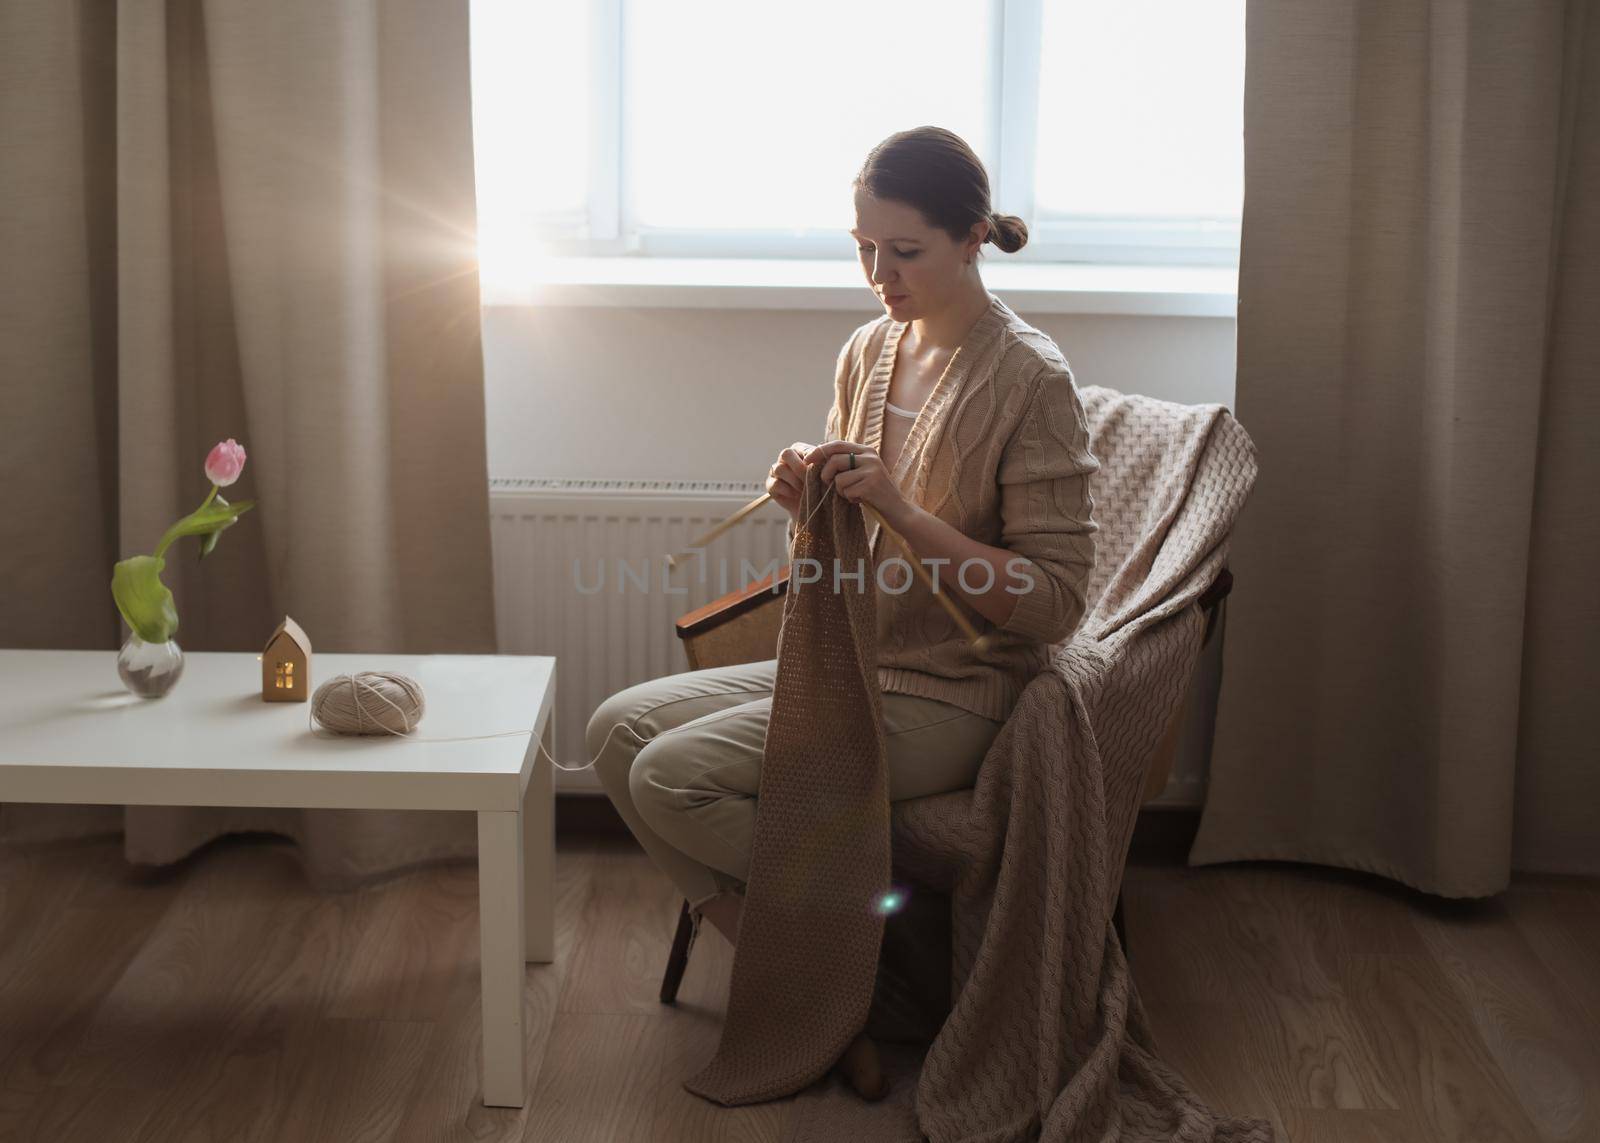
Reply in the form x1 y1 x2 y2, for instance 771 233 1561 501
0 0 498 888
1192 0 1599 897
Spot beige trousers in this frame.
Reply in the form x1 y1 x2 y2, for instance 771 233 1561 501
587 658 1005 915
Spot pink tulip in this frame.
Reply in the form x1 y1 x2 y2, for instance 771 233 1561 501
204 438 247 487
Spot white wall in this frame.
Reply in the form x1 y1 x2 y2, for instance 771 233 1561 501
482 300 1237 482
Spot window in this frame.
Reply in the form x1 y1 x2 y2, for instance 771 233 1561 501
1031 0 1245 261
470 0 1244 290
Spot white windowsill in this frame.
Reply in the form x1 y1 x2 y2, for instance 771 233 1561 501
479 257 1238 318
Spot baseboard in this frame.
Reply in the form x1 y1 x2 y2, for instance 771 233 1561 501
556 792 635 838
557 792 1201 864
1124 804 1202 863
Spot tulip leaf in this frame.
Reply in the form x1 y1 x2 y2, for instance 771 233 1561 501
197 494 231 561
155 499 256 560
111 555 179 643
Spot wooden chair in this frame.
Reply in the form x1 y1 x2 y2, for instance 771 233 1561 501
656 560 1234 1005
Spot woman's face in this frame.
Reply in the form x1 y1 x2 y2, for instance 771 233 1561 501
852 186 981 322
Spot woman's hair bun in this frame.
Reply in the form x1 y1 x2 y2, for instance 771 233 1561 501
987 212 1029 253
854 128 1029 259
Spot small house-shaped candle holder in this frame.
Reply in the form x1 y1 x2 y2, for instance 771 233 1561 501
262 616 313 702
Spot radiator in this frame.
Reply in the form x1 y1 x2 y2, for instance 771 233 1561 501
488 478 1210 806
489 478 790 793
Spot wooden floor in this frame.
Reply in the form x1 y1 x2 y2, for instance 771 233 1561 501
0 827 1596 1142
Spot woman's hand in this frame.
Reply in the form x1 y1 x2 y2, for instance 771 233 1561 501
766 442 816 522
806 441 915 531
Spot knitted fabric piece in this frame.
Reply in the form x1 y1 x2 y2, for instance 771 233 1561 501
782 390 1279 1141
682 462 891 1103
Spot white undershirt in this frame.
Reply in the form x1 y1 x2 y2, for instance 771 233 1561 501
880 399 919 475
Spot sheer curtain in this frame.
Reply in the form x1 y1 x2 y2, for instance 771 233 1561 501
0 0 498 888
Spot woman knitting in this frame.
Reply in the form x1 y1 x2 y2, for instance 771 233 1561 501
588 125 1101 1101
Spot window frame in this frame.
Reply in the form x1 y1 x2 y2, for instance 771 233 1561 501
524 0 1239 267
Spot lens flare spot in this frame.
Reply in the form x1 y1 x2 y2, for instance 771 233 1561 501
873 887 909 916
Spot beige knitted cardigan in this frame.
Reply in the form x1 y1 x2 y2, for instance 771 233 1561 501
694 386 1277 1142
788 293 1103 724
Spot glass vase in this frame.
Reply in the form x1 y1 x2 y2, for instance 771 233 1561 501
117 632 185 699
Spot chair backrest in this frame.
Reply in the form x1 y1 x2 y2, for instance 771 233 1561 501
1072 384 1254 643
1077 384 1179 619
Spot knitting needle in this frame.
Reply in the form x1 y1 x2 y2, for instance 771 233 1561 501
859 502 991 651
665 484 990 651
664 491 772 570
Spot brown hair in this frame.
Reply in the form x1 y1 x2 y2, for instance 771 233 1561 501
853 126 1028 257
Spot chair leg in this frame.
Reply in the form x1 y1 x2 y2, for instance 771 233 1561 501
1112 888 1128 956
660 898 700 1005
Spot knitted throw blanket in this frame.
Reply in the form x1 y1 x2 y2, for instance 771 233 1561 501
683 461 891 1102
782 389 1277 1141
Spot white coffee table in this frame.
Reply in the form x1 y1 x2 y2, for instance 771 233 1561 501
0 649 555 1109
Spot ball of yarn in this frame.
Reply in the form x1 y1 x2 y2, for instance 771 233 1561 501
311 671 426 736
